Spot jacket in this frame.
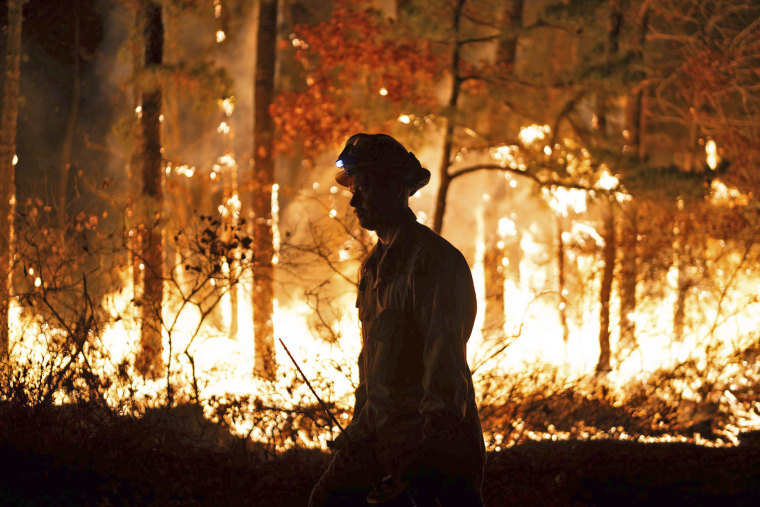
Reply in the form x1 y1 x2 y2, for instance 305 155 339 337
343 208 485 475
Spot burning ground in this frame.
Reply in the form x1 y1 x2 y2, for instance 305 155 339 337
3 1 760 505
1 402 759 505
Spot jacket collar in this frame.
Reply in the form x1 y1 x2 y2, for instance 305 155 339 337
363 208 420 282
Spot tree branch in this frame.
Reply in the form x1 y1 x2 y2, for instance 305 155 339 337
448 163 596 191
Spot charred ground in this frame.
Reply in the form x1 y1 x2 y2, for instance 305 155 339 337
1 403 758 506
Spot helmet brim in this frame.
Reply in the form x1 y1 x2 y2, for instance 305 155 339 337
334 166 431 192
335 169 351 187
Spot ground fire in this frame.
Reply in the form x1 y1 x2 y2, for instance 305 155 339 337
2 0 760 504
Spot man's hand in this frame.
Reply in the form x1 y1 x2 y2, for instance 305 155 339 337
398 415 465 481
326 432 349 452
327 429 374 457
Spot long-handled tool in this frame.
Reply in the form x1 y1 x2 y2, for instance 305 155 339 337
278 337 345 433
279 338 421 506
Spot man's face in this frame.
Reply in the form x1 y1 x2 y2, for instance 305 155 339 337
348 173 407 231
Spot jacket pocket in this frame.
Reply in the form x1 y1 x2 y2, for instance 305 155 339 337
370 309 401 343
368 309 403 384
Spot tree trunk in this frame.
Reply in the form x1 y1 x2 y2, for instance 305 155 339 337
135 1 164 379
431 0 465 235
128 3 143 302
480 0 523 332
556 216 569 343
595 1 622 375
483 237 505 334
252 0 278 380
672 213 688 342
673 92 700 341
618 205 637 348
596 200 615 375
496 0 523 67
58 0 81 244
619 8 649 350
683 100 699 172
224 179 239 340
0 0 23 365
506 234 521 284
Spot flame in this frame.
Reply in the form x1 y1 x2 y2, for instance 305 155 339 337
490 144 518 168
596 166 619 190
9 93 760 456
219 97 235 117
218 154 235 168
217 192 241 219
11 184 760 452
710 179 747 207
705 139 719 170
170 163 195 178
291 38 309 49
543 187 588 217
498 217 516 238
271 183 280 265
518 124 550 145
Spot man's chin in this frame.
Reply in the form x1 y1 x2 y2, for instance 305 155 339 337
357 218 378 231
355 213 377 230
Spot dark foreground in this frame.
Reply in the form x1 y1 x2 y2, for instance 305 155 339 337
1 404 758 506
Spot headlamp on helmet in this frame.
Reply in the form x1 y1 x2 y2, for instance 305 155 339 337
334 133 430 192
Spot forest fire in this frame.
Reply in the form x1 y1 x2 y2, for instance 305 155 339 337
2 0 760 492
7 139 760 452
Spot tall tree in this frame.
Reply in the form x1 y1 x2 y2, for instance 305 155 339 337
595 0 623 375
430 0 465 235
252 0 278 380
556 215 569 343
134 0 164 379
628 0 760 343
482 0 523 334
596 199 615 374
58 0 81 245
618 5 649 349
0 0 25 365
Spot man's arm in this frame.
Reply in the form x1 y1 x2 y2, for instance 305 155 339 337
329 349 370 450
397 251 477 478
414 253 477 422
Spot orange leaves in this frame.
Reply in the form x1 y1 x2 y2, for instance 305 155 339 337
681 46 736 98
271 2 441 160
271 82 363 157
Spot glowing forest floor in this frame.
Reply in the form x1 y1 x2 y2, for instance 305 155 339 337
1 403 758 506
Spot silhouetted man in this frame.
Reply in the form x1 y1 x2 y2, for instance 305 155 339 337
309 134 485 506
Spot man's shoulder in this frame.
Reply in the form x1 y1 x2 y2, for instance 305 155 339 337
410 221 468 268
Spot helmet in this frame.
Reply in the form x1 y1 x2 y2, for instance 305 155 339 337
334 133 431 192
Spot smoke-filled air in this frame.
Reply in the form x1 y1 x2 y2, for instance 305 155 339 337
2 0 760 504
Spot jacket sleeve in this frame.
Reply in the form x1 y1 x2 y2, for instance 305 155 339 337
335 271 373 447
413 252 477 421
333 344 372 449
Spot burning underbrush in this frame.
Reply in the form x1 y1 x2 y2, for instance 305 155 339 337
2 195 760 460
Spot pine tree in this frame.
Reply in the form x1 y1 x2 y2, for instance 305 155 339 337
57 0 81 247
133 0 165 379
252 0 278 380
0 0 25 366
